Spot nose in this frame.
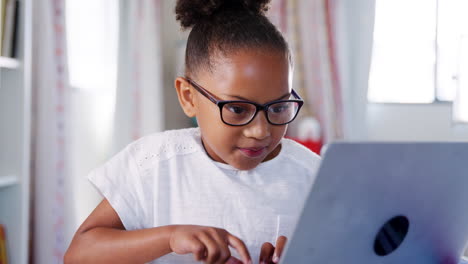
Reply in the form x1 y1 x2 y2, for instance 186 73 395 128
242 111 271 140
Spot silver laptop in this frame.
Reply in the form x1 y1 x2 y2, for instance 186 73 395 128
281 143 468 264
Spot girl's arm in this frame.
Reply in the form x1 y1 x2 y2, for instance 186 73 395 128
64 199 173 263
64 199 251 264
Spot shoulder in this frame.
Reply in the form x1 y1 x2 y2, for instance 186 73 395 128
127 127 203 170
281 138 322 173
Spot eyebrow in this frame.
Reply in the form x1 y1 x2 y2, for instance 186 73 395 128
224 92 291 102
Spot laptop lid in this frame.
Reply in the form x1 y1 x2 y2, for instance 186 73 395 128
281 143 468 264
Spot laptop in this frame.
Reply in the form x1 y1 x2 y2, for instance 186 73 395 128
280 143 468 264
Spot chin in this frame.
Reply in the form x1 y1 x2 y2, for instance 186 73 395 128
231 160 262 171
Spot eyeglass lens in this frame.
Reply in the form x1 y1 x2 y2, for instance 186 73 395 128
221 101 300 125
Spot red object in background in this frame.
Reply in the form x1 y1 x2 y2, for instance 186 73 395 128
0 224 7 264
288 137 323 155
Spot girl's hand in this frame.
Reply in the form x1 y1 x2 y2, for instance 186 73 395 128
169 225 252 264
259 236 287 264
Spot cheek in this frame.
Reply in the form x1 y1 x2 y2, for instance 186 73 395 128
195 98 218 121
197 109 241 149
272 125 288 141
195 103 223 132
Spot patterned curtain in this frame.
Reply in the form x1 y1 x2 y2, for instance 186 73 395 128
113 0 164 152
31 0 70 263
269 0 344 152
31 1 165 263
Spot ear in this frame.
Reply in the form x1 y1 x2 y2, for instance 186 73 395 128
175 77 197 118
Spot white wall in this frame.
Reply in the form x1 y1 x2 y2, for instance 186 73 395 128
366 103 468 142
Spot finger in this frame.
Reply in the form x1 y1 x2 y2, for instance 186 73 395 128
227 233 252 264
187 236 207 261
259 242 275 264
225 256 244 264
208 230 232 264
198 232 221 263
273 236 288 263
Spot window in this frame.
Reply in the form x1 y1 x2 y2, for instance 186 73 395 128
65 0 119 145
66 0 119 92
368 0 468 108
453 35 468 122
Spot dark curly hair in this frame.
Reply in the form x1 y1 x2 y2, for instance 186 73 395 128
175 0 290 77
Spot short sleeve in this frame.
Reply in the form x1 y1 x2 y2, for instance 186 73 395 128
88 143 147 230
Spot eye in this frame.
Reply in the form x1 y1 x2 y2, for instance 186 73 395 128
270 103 290 113
226 105 248 114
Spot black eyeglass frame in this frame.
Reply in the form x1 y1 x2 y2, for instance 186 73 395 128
185 77 304 126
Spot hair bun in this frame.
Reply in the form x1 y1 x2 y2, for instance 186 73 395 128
175 0 271 30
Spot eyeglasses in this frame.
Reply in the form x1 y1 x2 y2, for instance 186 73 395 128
185 77 304 126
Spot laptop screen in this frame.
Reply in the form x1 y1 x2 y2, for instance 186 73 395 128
281 143 468 264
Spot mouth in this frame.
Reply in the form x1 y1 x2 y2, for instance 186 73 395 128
238 146 267 158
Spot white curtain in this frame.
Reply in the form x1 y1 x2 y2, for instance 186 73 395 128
334 0 376 141
31 0 72 263
113 0 164 152
31 1 164 263
269 0 376 143
268 0 346 145
294 0 345 143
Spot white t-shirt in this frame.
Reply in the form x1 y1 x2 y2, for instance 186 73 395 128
89 127 321 263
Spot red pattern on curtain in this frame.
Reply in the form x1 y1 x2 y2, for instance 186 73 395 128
131 1 144 140
270 0 344 148
51 0 67 262
114 0 164 150
324 0 344 140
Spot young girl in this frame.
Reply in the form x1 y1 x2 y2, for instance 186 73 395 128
65 0 321 263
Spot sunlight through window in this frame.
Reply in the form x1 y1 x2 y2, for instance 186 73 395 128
66 0 118 92
368 0 436 104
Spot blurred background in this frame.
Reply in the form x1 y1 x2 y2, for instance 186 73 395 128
0 0 467 263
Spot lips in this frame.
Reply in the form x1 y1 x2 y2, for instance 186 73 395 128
238 146 267 158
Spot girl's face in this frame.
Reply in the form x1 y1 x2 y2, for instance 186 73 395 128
176 49 292 170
